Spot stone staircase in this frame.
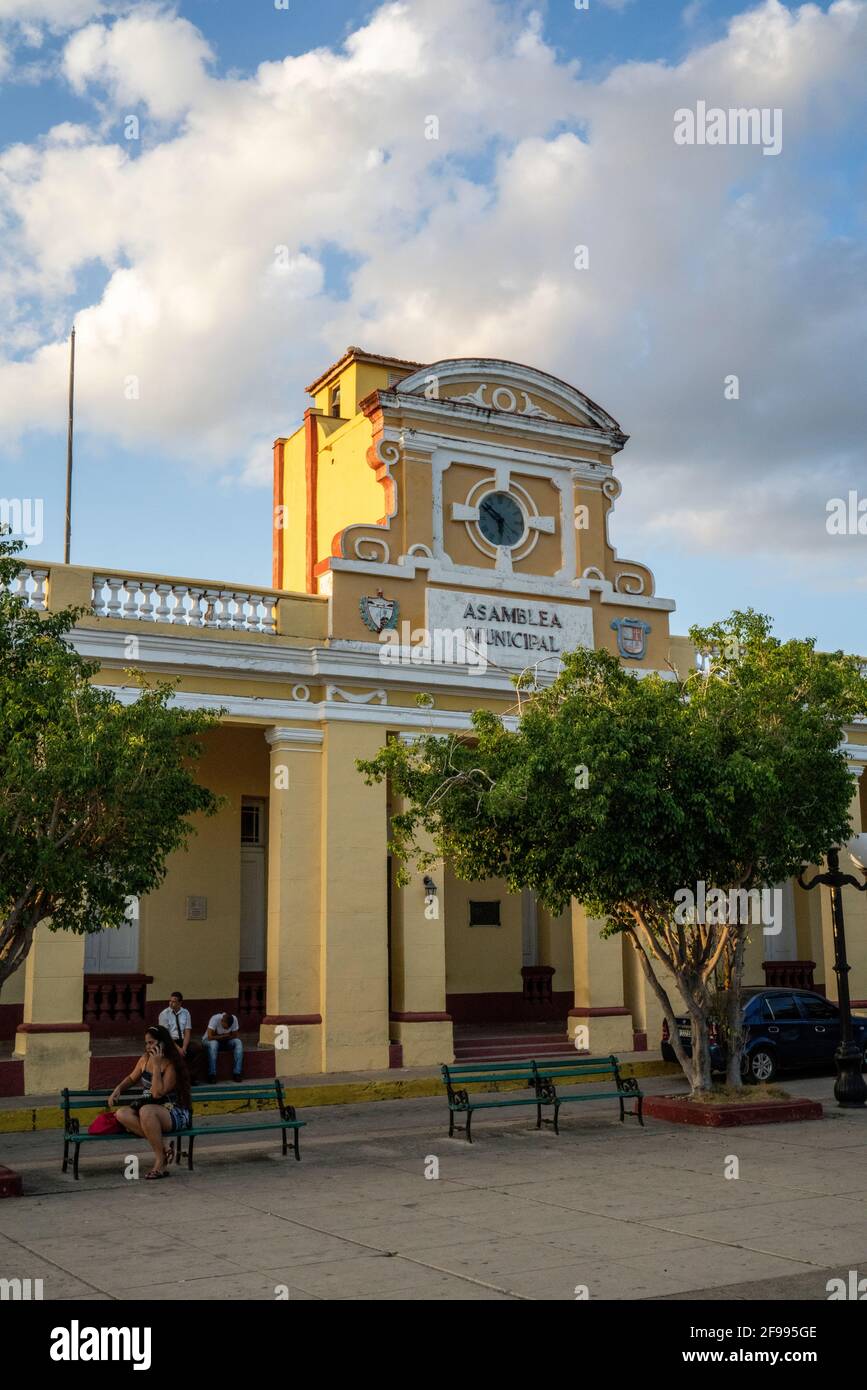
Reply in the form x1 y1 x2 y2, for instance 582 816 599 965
452 1024 577 1064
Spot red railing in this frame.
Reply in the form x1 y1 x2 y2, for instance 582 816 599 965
521 965 556 1006
762 960 816 990
238 972 266 1027
84 974 153 1033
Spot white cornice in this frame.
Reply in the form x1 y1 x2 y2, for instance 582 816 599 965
96 681 858 741
95 684 520 733
73 626 523 695
326 555 675 611
843 739 867 766
381 395 622 452
265 727 323 748
386 425 614 478
75 624 678 700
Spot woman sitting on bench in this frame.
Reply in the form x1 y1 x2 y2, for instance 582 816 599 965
109 1026 192 1180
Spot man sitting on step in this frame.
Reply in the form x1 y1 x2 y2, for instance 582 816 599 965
203 1011 244 1083
158 991 207 1083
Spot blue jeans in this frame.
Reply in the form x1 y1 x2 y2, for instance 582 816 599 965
204 1036 243 1076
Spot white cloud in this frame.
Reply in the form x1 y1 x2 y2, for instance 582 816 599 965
0 0 864 585
62 8 213 120
0 1 110 23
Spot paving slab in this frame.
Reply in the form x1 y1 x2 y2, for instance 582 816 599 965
1 1071 866 1300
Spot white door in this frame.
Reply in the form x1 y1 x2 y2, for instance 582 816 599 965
84 898 140 973
763 881 797 962
521 888 539 967
239 800 267 973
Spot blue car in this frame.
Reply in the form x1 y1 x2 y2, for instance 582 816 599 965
661 988 867 1083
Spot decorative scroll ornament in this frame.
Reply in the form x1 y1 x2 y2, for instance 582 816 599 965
614 571 647 596
359 590 399 634
449 383 557 420
354 536 390 563
611 617 651 660
327 686 387 705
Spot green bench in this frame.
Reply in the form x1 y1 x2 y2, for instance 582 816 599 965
60 1079 305 1179
531 1055 644 1134
440 1054 643 1142
440 1060 546 1143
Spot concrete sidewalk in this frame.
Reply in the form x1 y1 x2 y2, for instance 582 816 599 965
1 1071 866 1300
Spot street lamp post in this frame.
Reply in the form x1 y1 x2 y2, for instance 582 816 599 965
798 834 867 1109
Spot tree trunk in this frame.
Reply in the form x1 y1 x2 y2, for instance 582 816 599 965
627 930 710 1094
689 1009 714 1093
724 929 748 1088
0 904 42 993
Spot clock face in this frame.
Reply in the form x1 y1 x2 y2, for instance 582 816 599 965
477 491 525 548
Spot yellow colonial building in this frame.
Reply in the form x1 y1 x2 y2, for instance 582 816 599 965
3 348 866 1095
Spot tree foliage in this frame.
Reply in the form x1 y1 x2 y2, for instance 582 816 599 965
359 611 866 1092
0 537 222 992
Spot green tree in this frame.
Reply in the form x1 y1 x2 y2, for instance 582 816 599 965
0 537 222 993
359 612 866 1094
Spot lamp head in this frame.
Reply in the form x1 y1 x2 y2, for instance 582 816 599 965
847 833 867 873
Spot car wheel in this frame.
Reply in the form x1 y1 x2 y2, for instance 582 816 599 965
745 1049 777 1084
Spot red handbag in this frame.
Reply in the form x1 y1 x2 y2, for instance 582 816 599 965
88 1110 124 1135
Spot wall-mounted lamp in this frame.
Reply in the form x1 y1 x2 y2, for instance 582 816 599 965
423 875 438 897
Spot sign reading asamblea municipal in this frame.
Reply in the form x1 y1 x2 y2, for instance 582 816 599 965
426 588 593 669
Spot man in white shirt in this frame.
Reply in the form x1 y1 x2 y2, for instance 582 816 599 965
203 1011 244 1082
158 991 206 1081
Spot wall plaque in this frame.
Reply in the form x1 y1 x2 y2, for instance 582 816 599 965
426 588 593 670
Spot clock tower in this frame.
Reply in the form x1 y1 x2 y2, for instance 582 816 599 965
273 347 675 676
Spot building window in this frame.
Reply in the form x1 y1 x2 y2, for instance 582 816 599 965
241 802 262 846
330 384 341 416
469 900 501 927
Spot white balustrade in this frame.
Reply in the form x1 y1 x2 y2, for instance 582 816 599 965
91 574 277 633
5 567 49 610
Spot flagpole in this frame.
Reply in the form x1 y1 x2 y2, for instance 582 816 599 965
64 326 75 564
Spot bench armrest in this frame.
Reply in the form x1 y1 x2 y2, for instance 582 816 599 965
534 1077 558 1104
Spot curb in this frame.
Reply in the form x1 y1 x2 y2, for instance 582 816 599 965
643 1093 824 1127
0 1059 681 1133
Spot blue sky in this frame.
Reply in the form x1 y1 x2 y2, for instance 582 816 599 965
0 0 864 648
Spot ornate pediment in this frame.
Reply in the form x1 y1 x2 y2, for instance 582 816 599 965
446 382 559 421
392 358 626 443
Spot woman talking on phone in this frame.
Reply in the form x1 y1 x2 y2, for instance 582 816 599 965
109 1025 192 1179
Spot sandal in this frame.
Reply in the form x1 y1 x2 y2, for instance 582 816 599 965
145 1167 170 1180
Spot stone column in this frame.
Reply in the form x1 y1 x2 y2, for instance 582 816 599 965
319 721 390 1072
568 901 634 1053
388 809 452 1067
259 727 324 1073
14 923 90 1095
